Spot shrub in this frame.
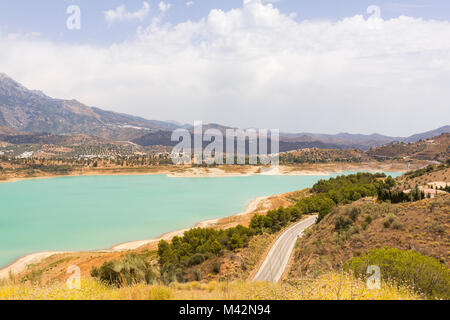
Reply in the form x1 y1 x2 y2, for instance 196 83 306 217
383 215 395 228
334 216 353 232
194 270 202 281
391 220 403 230
212 261 221 274
91 253 156 287
186 253 208 267
345 248 450 299
383 219 392 228
349 207 361 221
426 221 445 234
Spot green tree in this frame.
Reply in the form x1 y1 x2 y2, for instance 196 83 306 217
384 176 396 188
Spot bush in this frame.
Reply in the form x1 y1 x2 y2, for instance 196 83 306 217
334 216 353 232
345 248 450 299
391 220 403 230
193 270 202 281
91 253 156 287
383 215 395 228
186 253 209 267
349 207 361 221
212 261 221 274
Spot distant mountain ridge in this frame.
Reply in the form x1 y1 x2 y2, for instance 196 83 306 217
402 125 450 143
0 73 178 141
280 132 402 150
0 73 448 150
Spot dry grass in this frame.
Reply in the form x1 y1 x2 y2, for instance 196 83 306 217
0 271 420 300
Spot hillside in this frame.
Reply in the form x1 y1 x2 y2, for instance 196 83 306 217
0 73 178 141
0 131 106 146
288 166 449 285
367 133 450 162
280 148 369 164
289 195 449 278
394 163 450 192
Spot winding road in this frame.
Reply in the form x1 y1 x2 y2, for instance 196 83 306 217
253 215 317 282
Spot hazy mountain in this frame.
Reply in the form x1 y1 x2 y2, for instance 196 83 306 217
132 129 344 152
281 132 402 150
0 73 448 151
403 125 450 143
282 127 450 150
0 125 19 135
0 131 105 146
0 73 179 141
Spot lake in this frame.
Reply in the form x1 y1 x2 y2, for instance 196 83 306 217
0 171 402 268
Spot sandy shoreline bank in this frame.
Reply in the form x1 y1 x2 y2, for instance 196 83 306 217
0 195 269 279
0 162 409 184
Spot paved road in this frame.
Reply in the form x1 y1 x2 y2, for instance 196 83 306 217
253 215 317 282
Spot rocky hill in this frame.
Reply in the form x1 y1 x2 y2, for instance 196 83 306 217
0 73 178 141
367 133 450 162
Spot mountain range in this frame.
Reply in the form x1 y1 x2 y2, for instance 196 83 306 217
0 73 448 150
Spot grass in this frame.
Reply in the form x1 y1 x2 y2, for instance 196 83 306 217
0 271 420 300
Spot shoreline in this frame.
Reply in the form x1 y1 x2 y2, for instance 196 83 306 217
0 162 411 184
0 195 270 279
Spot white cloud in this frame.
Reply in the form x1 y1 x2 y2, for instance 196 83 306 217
104 2 150 24
1 0 449 135
158 2 172 13
186 1 194 7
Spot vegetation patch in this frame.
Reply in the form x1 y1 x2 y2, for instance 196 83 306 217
91 253 157 287
345 248 450 299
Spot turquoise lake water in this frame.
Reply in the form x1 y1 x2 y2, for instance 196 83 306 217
0 171 402 268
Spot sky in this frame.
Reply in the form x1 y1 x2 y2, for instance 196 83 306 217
0 0 449 136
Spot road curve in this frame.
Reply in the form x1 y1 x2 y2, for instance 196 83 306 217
253 215 317 282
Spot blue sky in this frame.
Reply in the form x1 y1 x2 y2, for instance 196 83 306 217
1 0 449 45
0 1 449 135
